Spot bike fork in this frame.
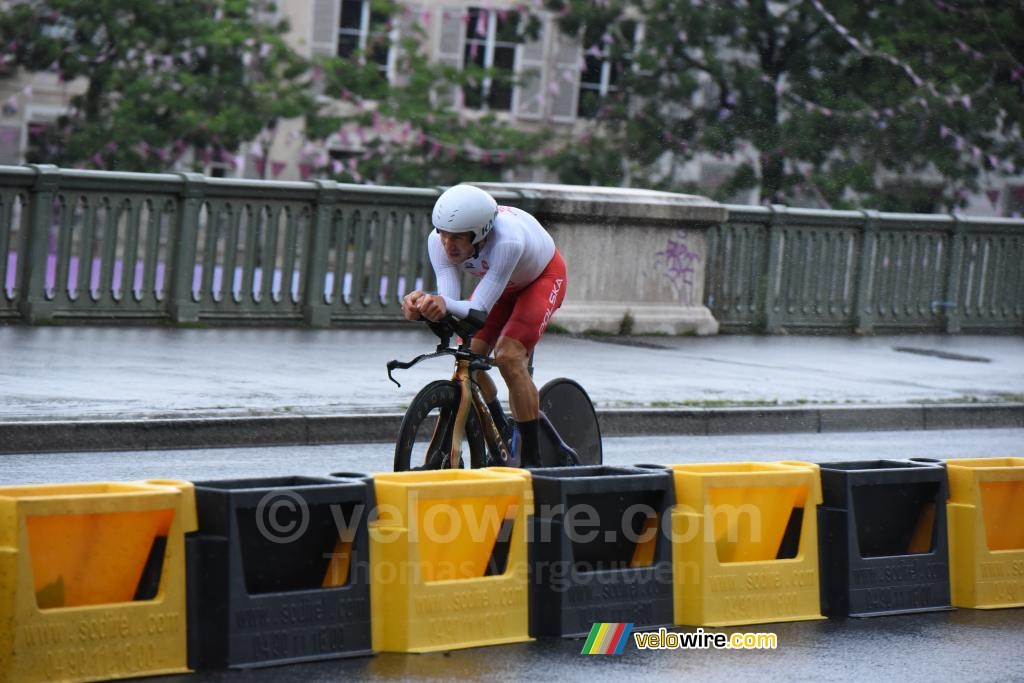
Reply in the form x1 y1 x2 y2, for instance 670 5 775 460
446 376 474 469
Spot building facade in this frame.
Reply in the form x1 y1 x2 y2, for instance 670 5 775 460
1 0 1020 216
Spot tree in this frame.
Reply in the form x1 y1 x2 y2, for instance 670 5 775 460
0 0 314 172
306 2 548 186
544 0 1024 211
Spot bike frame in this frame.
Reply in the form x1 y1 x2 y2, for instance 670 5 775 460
388 318 511 469
442 350 512 469
388 311 582 470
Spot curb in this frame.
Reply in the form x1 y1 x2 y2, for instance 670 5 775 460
1 403 1021 455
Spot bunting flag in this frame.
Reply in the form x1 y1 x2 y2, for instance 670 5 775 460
581 623 634 655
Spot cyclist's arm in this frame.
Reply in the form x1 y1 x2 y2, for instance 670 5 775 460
427 233 463 301
441 240 522 319
407 236 460 321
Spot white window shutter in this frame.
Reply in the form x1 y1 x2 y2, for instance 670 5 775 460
550 29 581 121
434 7 466 109
311 0 340 57
0 126 20 164
513 18 547 120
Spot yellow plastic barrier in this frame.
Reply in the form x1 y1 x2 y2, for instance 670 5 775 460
0 480 197 683
667 462 824 627
946 458 1024 609
369 469 533 653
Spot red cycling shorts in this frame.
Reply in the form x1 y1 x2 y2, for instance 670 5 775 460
476 249 567 352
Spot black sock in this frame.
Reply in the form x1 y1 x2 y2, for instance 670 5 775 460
517 419 540 467
487 399 509 431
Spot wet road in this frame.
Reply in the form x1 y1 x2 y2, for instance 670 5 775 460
138 608 1023 683
3 327 1022 421
2 428 1022 484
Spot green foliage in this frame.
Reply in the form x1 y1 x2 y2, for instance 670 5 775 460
1 0 314 171
542 132 625 187
545 0 1024 211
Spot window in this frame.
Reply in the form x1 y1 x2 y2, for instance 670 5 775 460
577 21 641 119
1005 186 1024 218
250 0 279 25
337 0 389 73
463 8 522 112
0 125 20 165
25 123 60 164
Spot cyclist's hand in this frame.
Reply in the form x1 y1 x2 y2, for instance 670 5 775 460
402 291 425 321
416 294 447 322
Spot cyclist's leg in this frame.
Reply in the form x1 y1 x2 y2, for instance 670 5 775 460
493 336 538 420
472 294 514 434
493 337 539 466
469 336 496 399
495 250 567 415
470 334 513 447
493 251 567 466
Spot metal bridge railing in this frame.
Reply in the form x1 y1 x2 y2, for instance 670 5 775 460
2 164 1022 333
709 205 1024 334
0 165 528 326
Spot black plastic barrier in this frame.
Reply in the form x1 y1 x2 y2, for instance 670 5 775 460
186 475 374 668
817 460 951 617
527 465 676 638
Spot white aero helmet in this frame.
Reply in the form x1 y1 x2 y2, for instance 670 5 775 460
431 184 498 245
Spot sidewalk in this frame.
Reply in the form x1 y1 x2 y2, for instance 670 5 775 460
1 325 1021 453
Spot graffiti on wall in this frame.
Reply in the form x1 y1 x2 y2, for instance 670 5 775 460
655 230 701 305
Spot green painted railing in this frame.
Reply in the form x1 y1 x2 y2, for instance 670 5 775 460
2 165 1022 333
0 165 520 325
708 205 1024 333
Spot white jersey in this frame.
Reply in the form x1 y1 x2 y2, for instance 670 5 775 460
428 205 555 319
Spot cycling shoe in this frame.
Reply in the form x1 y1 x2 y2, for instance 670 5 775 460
507 426 521 468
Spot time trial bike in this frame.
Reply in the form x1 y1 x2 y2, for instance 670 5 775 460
386 309 602 471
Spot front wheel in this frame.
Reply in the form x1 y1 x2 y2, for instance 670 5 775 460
538 378 603 466
394 380 487 471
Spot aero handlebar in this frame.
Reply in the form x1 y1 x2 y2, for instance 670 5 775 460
386 309 489 387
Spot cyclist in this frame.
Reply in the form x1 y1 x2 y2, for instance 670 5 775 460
401 184 566 468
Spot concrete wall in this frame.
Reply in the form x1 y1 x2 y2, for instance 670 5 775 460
475 183 726 335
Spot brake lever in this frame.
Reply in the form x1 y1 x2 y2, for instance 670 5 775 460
386 360 405 387
386 349 455 387
387 311 485 386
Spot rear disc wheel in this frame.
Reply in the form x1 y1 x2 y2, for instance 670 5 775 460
538 378 603 466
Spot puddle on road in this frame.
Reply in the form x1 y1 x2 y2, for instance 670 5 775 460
580 336 674 350
892 346 991 363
